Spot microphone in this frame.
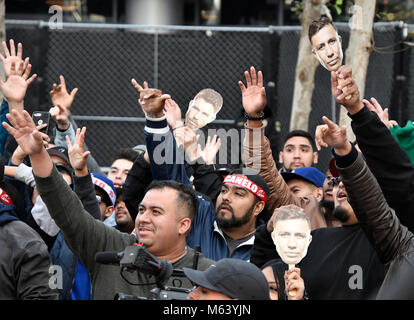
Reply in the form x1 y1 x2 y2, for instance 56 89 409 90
95 251 124 265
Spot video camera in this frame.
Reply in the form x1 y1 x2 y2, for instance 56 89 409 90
95 243 199 300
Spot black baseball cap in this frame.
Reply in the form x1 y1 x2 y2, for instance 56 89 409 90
47 146 70 167
183 258 270 300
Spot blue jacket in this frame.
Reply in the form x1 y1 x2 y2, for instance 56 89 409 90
144 116 254 261
0 99 10 156
49 232 77 299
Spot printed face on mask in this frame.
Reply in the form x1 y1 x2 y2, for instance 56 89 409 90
185 89 223 130
185 98 215 130
271 219 312 265
311 24 343 72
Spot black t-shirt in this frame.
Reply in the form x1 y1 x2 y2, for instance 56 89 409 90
251 224 385 300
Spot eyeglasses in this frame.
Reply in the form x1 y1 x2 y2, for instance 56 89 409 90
96 195 102 203
328 176 342 187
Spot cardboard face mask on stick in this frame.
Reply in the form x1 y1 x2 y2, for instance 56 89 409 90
271 208 312 297
311 23 351 99
185 88 223 130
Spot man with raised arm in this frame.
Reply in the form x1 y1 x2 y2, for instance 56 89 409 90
131 79 270 261
317 113 414 299
3 110 213 300
240 66 326 231
315 65 414 234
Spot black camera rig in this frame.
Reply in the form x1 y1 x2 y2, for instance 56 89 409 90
95 243 200 300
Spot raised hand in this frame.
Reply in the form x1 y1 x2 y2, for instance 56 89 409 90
197 135 221 165
315 116 351 155
11 123 49 165
172 125 199 161
362 97 399 129
0 60 36 109
50 104 70 131
50 75 78 113
238 66 266 117
331 66 363 114
284 267 305 300
131 79 170 118
164 98 183 129
3 109 43 156
66 127 90 176
0 39 29 79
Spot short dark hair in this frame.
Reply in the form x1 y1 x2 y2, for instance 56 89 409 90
283 130 317 151
111 148 139 164
308 16 336 42
145 180 197 221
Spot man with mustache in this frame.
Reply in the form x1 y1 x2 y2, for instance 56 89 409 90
131 79 270 261
113 192 134 234
5 111 214 300
320 115 414 299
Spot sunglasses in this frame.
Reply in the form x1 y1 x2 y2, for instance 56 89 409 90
328 176 342 187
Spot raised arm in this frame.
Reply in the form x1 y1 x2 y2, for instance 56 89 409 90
241 67 326 230
319 114 412 265
0 40 32 155
2 110 131 270
50 75 102 173
330 65 414 233
66 127 101 220
130 79 192 184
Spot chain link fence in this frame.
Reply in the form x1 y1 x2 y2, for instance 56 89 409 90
4 20 412 172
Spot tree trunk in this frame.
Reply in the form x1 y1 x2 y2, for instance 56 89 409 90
340 0 376 141
289 0 329 131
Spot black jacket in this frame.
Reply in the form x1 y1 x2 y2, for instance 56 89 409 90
251 222 384 300
250 149 385 299
336 148 414 299
122 153 152 222
0 205 58 299
350 106 414 233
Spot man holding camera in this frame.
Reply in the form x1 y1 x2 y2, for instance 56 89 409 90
3 109 214 300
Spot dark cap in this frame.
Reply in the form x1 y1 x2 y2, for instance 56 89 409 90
55 162 73 179
281 166 326 188
47 146 70 167
183 258 270 300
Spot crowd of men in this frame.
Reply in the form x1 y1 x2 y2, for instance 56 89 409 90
0 17 413 301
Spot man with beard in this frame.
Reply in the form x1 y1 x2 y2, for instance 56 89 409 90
113 192 135 234
280 166 341 228
240 66 326 231
132 79 270 261
207 168 270 258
